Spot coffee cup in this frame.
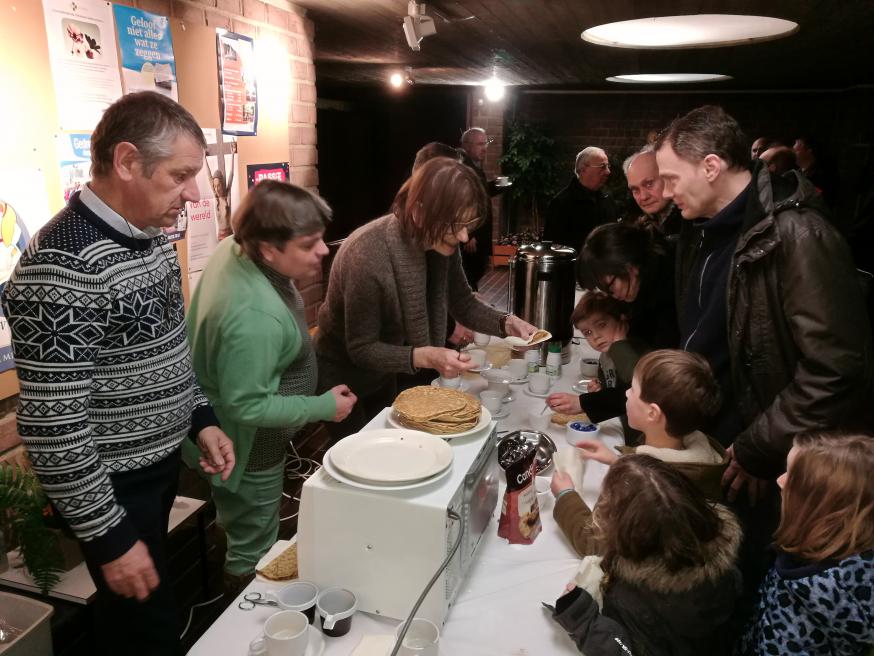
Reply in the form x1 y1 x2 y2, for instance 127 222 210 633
259 610 309 656
438 374 461 389
507 358 528 379
466 349 487 369
566 421 599 445
535 476 552 511
266 581 319 624
579 358 599 378
528 372 550 395
316 587 357 637
495 175 510 187
395 617 440 656
480 390 504 414
473 331 491 347
527 408 551 432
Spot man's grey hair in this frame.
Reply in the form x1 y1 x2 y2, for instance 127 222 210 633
574 147 606 175
461 127 486 147
91 91 206 178
622 144 655 176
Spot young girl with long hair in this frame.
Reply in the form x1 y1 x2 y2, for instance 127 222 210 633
551 454 742 655
738 433 874 655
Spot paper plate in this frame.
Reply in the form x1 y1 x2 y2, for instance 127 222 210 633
329 429 453 484
505 330 552 348
386 406 493 439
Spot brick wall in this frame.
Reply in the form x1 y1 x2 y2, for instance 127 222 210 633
114 0 323 324
469 91 508 240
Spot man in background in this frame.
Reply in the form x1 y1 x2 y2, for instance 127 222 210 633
2 92 234 655
623 146 682 240
543 146 618 252
750 136 774 160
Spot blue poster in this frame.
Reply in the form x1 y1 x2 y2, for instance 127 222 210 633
112 5 178 100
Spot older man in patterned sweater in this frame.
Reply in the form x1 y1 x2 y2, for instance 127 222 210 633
1 92 234 655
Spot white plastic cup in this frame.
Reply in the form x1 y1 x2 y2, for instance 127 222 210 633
395 618 440 656
473 331 491 347
266 581 319 623
528 409 551 432
438 375 461 389
528 372 550 395
566 421 599 445
535 476 552 511
579 358 599 378
507 359 528 379
480 390 504 414
263 610 309 656
466 349 487 369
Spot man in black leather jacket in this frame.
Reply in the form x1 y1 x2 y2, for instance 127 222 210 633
655 105 872 617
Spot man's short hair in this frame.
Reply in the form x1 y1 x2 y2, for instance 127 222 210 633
570 291 628 327
233 180 331 263
460 127 486 147
634 349 722 437
762 146 798 175
413 142 461 172
654 105 749 171
574 146 606 175
91 91 206 178
622 145 654 176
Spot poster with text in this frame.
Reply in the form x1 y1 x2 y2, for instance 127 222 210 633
247 162 290 189
57 132 92 203
216 31 258 136
42 0 123 131
201 129 239 240
0 170 52 372
113 5 178 100
185 198 218 292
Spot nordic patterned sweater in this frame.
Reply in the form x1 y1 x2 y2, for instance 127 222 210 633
1 191 216 564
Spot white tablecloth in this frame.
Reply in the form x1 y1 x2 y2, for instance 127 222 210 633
189 338 623 656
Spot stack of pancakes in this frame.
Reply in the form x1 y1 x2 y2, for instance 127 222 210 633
393 386 480 435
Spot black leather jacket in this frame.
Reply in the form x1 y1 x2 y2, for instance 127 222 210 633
677 163 873 479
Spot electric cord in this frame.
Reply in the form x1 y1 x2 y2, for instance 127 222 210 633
390 509 463 656
179 592 225 640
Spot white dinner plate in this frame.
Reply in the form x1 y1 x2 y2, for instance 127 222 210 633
523 387 552 399
505 330 552 348
386 406 493 439
430 378 471 392
329 429 453 484
322 448 453 491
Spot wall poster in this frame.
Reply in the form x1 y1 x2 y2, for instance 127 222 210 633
41 0 123 131
113 5 178 100
246 162 290 189
216 31 258 136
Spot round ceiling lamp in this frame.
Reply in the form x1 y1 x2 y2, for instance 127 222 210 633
582 15 798 49
389 72 404 88
483 76 505 102
607 73 732 83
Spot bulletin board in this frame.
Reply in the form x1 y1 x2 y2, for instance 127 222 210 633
0 0 292 401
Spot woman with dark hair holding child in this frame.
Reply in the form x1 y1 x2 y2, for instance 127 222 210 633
549 454 742 655
737 433 874 655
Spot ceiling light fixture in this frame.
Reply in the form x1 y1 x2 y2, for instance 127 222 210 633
607 73 732 83
582 15 798 49
389 72 404 88
483 76 505 102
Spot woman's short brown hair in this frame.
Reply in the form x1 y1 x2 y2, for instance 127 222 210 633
634 350 722 437
774 432 874 562
232 180 331 263
570 291 628 327
593 454 725 577
391 157 488 248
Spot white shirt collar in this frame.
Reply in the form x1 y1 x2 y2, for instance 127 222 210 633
79 184 162 239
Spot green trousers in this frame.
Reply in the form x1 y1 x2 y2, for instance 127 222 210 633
212 462 285 576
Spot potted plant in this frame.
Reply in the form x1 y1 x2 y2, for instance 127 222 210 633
492 229 542 266
0 465 66 593
498 122 562 237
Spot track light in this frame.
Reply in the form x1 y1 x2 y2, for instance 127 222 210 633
403 2 437 51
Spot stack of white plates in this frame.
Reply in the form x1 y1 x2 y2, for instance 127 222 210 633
323 429 454 491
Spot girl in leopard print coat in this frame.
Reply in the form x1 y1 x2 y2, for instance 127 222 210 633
738 433 874 656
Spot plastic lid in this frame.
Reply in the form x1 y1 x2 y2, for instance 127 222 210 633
515 242 577 262
547 341 561 352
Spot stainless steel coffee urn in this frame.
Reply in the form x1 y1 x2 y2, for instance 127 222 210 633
507 242 577 364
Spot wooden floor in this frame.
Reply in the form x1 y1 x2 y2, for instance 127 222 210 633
38 265 511 655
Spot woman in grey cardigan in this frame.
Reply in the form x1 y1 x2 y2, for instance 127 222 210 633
316 156 536 435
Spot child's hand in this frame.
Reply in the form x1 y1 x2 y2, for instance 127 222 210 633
586 379 602 393
551 470 575 497
575 439 619 465
547 392 582 414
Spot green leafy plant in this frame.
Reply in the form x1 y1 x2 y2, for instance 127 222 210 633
0 466 64 593
498 122 563 236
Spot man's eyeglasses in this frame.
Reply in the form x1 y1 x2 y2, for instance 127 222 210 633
584 163 611 171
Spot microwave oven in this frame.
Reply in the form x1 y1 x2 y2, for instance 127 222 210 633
297 408 499 626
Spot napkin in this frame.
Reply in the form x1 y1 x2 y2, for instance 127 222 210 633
350 634 395 656
553 447 587 492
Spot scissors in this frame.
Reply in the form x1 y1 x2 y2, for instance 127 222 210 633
238 591 278 611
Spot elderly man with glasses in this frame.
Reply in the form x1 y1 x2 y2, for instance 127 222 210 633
543 146 618 253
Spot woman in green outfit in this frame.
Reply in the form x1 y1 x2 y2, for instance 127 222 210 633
183 181 356 582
